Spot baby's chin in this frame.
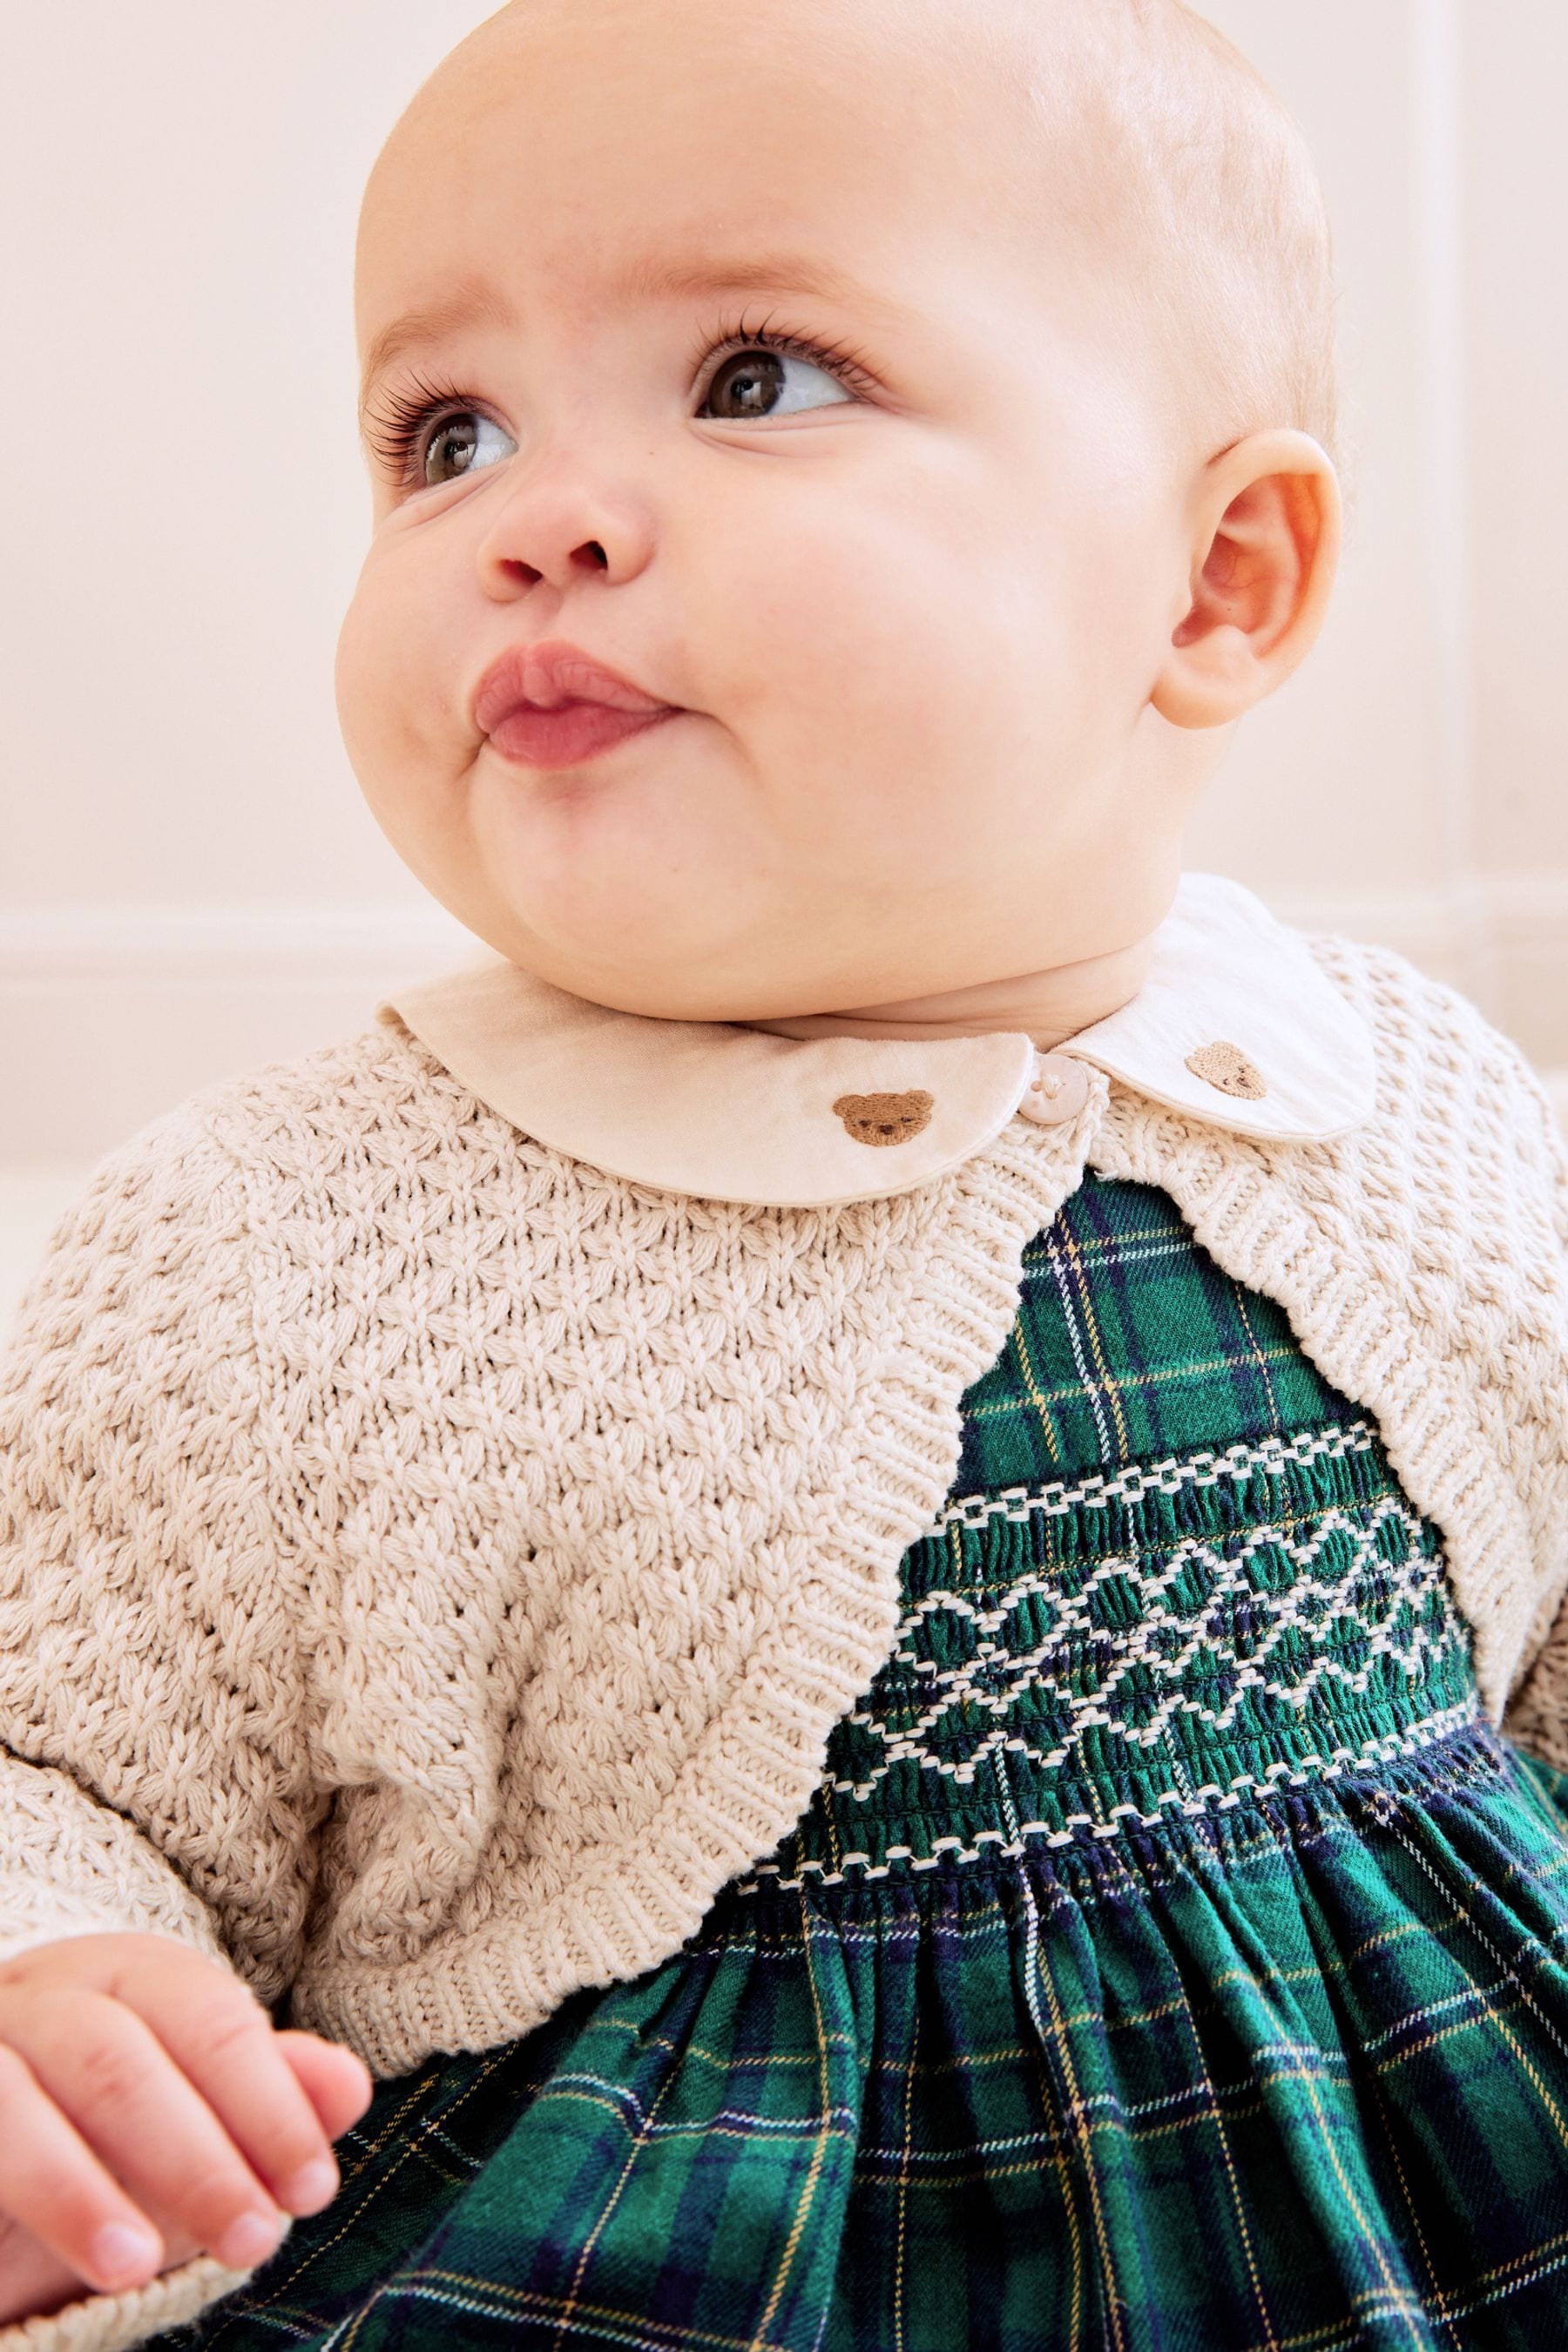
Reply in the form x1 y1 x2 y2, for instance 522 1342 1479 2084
500 943 845 1026
470 907 901 1027
450 808 986 1022
455 859 856 1024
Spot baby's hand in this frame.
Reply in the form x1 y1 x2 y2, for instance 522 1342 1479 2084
0 1932 372 2326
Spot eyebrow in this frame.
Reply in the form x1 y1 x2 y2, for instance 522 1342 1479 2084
358 280 517 416
357 252 903 416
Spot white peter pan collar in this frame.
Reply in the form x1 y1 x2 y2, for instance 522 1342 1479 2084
375 872 1376 1209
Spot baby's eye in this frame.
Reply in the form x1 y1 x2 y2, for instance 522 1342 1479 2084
698 342 855 423
420 409 517 488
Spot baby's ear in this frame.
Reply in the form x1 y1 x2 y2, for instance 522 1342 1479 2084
1151 429 1342 730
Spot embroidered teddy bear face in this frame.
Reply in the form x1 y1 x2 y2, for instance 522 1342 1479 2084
832 1091 936 1147
1184 1042 1268 1101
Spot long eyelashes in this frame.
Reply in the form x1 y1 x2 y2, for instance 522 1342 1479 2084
362 368 472 484
680 307 879 401
361 310 878 488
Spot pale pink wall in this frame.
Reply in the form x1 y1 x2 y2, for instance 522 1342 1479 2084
1186 2 1460 902
1464 2 1568 877
0 1 490 916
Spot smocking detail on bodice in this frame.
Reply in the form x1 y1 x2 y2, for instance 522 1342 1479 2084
740 1175 1475 1891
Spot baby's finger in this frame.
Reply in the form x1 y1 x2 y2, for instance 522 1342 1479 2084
14 1992 285 2274
274 2032 375 2146
111 1973 348 2221
0 2041 166 2296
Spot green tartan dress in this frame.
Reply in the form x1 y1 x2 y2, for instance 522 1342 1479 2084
166 1174 1568 2352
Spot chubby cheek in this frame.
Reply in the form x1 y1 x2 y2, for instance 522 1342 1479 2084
711 483 1085 882
334 537 470 868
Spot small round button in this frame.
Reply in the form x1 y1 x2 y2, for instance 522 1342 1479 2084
1017 1051 1090 1127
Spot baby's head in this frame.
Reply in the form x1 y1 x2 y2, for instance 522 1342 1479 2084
336 0 1341 1034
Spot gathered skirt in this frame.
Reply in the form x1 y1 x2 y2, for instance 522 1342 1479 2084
166 1731 1568 2351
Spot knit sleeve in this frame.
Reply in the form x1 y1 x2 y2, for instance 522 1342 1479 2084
0 1105 329 1997
1498 1064 1568 1768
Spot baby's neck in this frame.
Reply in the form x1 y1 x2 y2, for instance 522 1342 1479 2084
747 933 1155 1050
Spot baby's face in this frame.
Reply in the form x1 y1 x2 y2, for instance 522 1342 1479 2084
337 0 1211 1022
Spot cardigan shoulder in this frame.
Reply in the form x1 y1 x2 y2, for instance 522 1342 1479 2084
1301 926 1568 1335
1307 925 1566 1213
1306 928 1568 1704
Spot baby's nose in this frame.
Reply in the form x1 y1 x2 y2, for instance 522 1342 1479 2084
474 463 656 601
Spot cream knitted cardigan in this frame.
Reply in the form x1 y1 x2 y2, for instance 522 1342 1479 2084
1 928 1566 2352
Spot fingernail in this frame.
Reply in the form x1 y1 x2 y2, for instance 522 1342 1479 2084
281 2157 338 2213
219 2210 282 2269
90 2222 161 2289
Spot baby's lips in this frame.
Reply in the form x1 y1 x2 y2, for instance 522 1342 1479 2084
471 639 674 732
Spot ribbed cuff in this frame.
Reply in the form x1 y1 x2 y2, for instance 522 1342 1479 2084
0 2243 274 2352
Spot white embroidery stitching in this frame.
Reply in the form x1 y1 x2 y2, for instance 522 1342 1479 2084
735 1696 1481 1892
837 1495 1459 1801
737 1415 1475 1892
934 1419 1376 1532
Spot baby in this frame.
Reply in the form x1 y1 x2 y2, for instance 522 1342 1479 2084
3 0 1567 2345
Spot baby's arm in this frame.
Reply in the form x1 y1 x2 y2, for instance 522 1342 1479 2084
1498 1058 1568 1764
0 1111 360 2344
0 1931 369 2325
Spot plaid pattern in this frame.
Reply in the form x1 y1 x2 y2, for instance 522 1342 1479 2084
956 1173 1359 1484
162 1178 1568 2351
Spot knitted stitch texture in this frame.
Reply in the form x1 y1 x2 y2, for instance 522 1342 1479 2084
0 931 1565 2352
